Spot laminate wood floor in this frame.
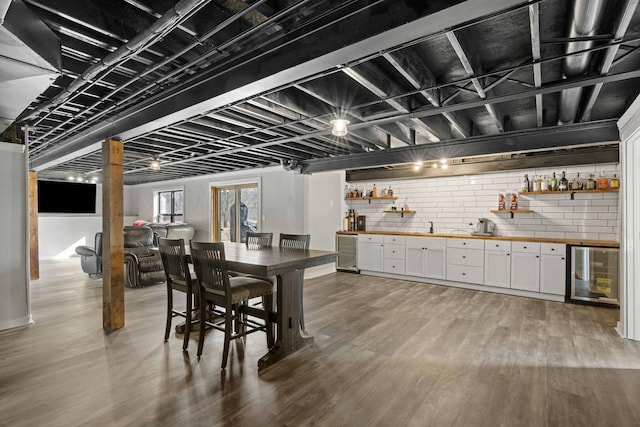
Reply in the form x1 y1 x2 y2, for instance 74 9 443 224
1 259 639 427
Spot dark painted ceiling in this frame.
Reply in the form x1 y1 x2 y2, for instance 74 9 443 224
3 0 640 184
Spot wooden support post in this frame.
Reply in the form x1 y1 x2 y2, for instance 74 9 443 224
102 139 125 331
28 171 39 280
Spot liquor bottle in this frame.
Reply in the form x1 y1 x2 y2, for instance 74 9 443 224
585 173 596 190
541 175 548 191
387 185 393 197
597 171 609 190
532 175 540 192
551 172 558 191
610 174 620 189
372 184 377 198
344 184 350 198
522 174 530 192
559 171 569 191
570 172 582 190
348 209 355 231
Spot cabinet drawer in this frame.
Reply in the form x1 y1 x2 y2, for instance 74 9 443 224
384 235 405 245
447 248 484 267
384 258 405 274
384 244 405 260
446 264 484 285
447 238 484 250
511 241 541 253
358 234 383 243
540 243 566 256
406 237 446 250
484 240 511 252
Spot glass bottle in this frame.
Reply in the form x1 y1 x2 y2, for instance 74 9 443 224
570 172 582 190
559 171 569 191
551 172 558 191
522 174 530 192
372 183 377 198
610 174 620 189
532 174 540 192
585 173 596 190
597 171 609 190
541 175 548 191
387 185 393 197
344 184 350 198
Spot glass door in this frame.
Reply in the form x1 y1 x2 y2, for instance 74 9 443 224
212 183 259 243
570 246 620 306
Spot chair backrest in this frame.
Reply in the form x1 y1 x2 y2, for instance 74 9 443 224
158 238 192 286
246 232 273 249
279 233 310 250
189 241 230 300
124 226 155 248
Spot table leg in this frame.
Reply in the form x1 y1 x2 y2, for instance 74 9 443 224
258 269 313 370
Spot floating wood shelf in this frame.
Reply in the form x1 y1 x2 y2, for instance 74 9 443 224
345 196 398 204
521 188 619 200
490 209 534 218
384 209 416 217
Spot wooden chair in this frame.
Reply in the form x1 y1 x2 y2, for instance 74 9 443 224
245 231 273 249
157 238 197 351
189 241 274 369
279 234 310 329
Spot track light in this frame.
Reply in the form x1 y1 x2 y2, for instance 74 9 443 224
330 118 350 136
150 157 160 170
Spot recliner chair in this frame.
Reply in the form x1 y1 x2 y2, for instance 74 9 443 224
124 226 166 288
75 232 103 277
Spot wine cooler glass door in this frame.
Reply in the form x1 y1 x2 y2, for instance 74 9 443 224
570 246 619 306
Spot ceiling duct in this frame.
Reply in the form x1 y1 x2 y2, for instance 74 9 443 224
557 0 606 125
0 0 60 134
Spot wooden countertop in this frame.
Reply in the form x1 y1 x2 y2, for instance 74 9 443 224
336 230 619 248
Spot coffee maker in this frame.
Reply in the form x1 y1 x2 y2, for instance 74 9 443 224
471 218 495 236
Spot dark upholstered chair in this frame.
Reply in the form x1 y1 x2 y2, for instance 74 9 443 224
75 232 103 277
158 238 197 350
279 234 310 329
190 241 274 369
124 226 165 288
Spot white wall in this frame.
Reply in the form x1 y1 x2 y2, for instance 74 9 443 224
133 166 306 242
304 171 344 277
347 163 621 241
0 142 30 330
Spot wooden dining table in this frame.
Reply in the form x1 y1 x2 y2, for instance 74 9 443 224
221 242 337 371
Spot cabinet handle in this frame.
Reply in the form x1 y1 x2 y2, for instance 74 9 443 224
495 244 499 247
562 257 565 260
536 255 539 258
462 272 466 276
463 242 466 245
551 248 555 251
524 246 527 249
462 256 466 259
507 253 510 256
392 250 395 254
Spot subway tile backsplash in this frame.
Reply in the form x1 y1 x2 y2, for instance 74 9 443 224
345 163 620 241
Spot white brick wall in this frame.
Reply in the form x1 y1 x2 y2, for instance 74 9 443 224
345 163 620 241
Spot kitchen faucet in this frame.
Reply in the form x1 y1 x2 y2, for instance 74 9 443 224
429 221 434 234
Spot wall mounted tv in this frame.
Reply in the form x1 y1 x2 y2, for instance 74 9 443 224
38 180 97 214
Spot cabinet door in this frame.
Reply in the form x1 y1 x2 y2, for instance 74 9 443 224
405 246 424 276
484 250 511 288
511 252 540 292
424 247 446 279
357 242 384 272
540 254 566 295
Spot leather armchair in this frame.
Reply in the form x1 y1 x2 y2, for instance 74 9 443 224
75 232 103 277
124 226 165 288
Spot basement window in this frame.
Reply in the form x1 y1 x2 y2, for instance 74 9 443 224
156 189 183 223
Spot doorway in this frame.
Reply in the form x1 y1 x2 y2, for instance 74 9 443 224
211 183 259 243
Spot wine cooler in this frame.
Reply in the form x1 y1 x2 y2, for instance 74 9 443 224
569 245 620 306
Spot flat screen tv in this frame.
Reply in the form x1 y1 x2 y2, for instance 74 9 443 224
38 180 97 214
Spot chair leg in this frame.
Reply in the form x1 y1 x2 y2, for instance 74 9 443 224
263 294 275 348
183 291 192 351
197 300 207 360
221 308 234 370
299 281 305 330
164 286 173 342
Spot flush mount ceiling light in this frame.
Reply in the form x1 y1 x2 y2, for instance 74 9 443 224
150 157 161 170
330 118 350 137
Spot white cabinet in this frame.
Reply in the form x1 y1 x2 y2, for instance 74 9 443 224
446 238 484 285
383 236 405 274
357 234 384 272
540 243 567 296
510 242 540 292
405 237 446 279
484 241 511 288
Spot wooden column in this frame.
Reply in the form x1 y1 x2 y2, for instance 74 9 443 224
28 171 39 280
102 139 125 331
